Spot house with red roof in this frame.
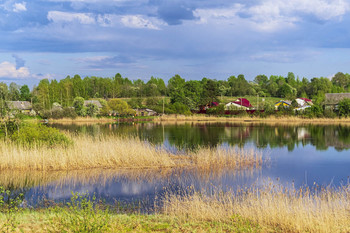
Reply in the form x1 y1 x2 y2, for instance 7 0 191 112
225 98 253 110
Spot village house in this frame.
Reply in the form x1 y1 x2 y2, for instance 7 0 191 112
134 108 158 116
324 93 350 110
225 98 253 110
6 101 34 115
274 100 292 109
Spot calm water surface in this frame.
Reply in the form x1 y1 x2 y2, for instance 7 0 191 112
3 122 350 208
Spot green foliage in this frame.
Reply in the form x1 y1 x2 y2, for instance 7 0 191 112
262 103 275 116
338 98 350 117
73 97 86 116
206 104 225 115
128 98 143 109
50 193 110 233
86 103 99 117
10 123 72 147
168 102 191 115
108 99 135 116
145 97 159 107
303 105 324 118
0 186 24 232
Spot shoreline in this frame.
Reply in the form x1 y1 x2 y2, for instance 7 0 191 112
43 114 350 125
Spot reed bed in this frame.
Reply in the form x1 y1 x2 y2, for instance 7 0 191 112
0 135 262 171
162 183 350 233
156 114 350 124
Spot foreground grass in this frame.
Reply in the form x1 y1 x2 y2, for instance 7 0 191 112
0 134 262 171
4 210 259 233
163 183 350 233
3 182 350 232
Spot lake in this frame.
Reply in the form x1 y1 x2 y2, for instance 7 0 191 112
3 122 350 210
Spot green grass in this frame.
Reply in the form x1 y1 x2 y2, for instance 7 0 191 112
4 210 260 232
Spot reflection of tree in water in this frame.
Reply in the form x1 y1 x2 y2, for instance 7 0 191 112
51 122 350 151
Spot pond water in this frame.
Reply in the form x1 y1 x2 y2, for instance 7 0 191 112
3 122 350 209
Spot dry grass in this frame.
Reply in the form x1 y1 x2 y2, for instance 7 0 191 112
189 147 262 170
0 135 262 171
48 117 116 123
162 182 350 233
156 114 350 125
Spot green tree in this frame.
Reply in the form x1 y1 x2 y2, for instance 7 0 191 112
168 74 186 104
108 99 135 116
73 97 86 116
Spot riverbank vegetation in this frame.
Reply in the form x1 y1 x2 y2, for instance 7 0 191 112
162 182 350 233
1 182 350 232
0 123 262 171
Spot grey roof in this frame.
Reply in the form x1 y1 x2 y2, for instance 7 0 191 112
325 93 350 105
84 100 103 108
6 101 32 110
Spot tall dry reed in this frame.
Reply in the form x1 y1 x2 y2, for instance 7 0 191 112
0 135 262 171
162 182 350 233
156 114 350 124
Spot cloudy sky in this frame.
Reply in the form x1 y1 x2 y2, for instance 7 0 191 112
1 0 350 86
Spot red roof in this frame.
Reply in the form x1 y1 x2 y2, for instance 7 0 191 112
298 97 312 102
232 98 253 108
211 102 219 106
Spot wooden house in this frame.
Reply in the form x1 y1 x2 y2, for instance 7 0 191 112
324 93 350 110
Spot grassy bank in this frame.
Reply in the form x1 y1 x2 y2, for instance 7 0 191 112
1 209 259 232
0 134 262 171
3 182 350 232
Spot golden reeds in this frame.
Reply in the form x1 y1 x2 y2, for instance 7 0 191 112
162 182 350 233
0 135 262 171
155 114 350 125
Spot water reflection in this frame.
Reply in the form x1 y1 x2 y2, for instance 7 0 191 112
52 122 350 151
0 168 260 210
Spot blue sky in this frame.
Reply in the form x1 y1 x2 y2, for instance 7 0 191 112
1 0 350 86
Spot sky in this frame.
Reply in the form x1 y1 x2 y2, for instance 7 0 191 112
1 0 350 87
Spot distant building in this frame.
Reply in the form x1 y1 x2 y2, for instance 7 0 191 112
324 93 350 110
6 101 33 114
225 98 253 110
134 108 158 116
274 100 292 109
84 100 103 109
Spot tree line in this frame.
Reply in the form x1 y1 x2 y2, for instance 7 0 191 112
0 71 350 113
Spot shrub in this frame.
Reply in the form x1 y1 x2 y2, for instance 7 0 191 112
62 107 77 119
169 102 191 115
10 123 72 147
338 98 350 117
206 104 225 115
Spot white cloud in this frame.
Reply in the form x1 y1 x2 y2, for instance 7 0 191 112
194 0 350 32
0 61 53 79
13 2 26 12
194 4 243 24
47 11 96 24
121 15 162 30
0 61 30 78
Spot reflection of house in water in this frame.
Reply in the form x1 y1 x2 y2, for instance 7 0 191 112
324 127 350 150
297 128 310 140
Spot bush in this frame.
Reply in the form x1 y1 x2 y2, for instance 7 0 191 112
206 104 225 115
10 123 72 147
338 98 350 117
169 102 191 115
